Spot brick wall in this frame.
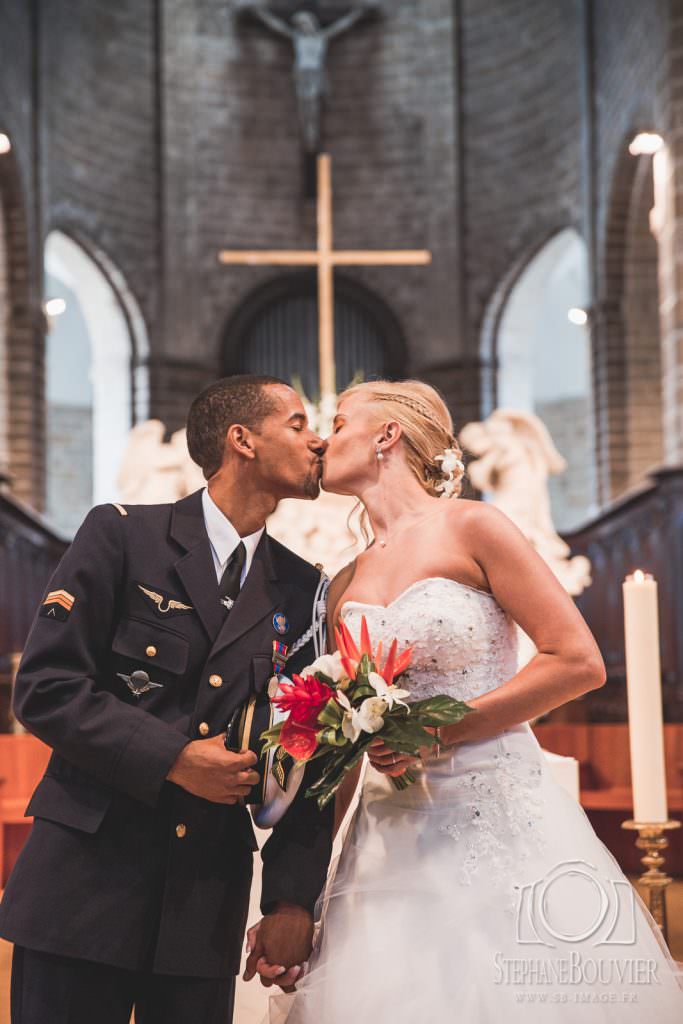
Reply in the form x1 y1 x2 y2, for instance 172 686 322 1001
0 0 45 509
591 0 671 504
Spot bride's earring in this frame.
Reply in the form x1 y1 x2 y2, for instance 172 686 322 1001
375 445 384 461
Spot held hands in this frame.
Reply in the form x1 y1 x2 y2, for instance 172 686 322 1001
243 904 314 992
166 735 259 804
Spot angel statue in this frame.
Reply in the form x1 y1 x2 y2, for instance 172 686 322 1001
116 421 204 504
236 0 381 152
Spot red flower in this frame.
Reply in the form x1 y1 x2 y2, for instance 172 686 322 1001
279 717 319 760
272 674 334 728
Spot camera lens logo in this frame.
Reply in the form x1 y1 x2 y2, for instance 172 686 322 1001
515 859 637 947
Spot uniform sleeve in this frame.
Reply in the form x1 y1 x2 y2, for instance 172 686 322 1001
259 624 334 916
12 504 190 807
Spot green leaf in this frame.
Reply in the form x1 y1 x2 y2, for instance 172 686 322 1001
317 697 344 728
316 725 348 748
305 738 374 809
379 718 435 753
259 722 283 743
407 696 475 725
359 654 374 677
349 684 376 701
306 736 373 794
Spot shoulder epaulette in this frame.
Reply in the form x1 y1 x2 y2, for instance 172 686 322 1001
111 503 128 517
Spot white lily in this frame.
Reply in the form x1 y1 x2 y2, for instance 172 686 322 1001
301 650 345 682
357 696 389 733
367 671 411 710
336 689 387 741
336 688 360 741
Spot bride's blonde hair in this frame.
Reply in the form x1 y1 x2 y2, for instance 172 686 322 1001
339 378 466 500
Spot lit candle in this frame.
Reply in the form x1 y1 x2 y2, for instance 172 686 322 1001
622 570 668 823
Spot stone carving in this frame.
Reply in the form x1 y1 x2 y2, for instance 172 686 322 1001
116 421 204 504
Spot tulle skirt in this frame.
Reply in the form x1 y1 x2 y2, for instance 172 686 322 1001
265 724 683 1023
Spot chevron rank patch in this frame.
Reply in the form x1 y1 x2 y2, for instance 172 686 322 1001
40 589 76 622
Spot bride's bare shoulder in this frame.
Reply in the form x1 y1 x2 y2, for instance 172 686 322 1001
448 498 513 527
443 497 501 528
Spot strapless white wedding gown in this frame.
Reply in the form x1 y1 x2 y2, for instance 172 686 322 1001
266 578 683 1022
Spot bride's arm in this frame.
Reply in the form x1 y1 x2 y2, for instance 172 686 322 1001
439 503 605 747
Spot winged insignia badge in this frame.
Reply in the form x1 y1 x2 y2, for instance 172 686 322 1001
137 584 193 615
117 670 164 698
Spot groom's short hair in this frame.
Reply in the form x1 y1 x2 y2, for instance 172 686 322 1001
186 374 287 478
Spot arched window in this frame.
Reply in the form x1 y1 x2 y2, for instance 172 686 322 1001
495 229 596 531
44 231 149 535
223 272 406 398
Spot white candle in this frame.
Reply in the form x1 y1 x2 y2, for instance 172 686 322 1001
622 570 668 823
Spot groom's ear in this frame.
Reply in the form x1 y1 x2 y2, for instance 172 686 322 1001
226 423 257 461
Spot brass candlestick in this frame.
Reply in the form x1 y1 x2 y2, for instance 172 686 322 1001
622 818 681 944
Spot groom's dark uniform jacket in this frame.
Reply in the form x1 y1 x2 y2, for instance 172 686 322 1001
0 489 334 978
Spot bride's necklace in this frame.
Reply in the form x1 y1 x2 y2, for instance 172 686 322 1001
373 505 447 549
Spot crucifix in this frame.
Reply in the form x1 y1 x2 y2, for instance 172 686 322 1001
236 0 381 155
218 154 431 398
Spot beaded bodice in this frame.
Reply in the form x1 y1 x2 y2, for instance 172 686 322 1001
340 576 518 700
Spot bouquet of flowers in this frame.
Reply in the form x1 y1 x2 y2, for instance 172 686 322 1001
260 615 475 809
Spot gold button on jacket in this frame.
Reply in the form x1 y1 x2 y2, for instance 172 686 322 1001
146 645 157 657
209 674 222 688
175 823 187 839
198 722 209 736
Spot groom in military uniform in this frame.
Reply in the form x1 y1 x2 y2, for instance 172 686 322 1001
0 375 334 1024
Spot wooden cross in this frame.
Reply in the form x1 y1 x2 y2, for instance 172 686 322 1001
218 154 431 398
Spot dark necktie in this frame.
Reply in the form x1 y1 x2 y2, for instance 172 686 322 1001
218 541 246 613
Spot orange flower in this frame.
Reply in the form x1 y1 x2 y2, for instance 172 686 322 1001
334 615 413 684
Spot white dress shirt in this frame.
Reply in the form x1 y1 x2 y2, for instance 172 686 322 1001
201 486 265 586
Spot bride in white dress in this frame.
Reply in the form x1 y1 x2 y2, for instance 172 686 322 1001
250 379 683 1022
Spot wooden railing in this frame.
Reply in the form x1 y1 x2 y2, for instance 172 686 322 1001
559 466 683 723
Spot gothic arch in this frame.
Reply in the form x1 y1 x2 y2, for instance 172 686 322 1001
482 228 596 530
43 230 150 533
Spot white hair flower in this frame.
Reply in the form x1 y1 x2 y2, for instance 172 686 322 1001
433 447 464 498
435 448 464 475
